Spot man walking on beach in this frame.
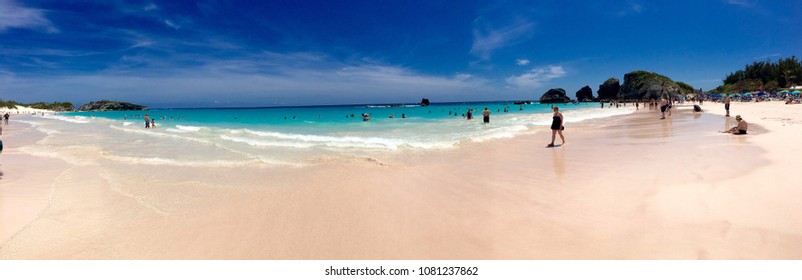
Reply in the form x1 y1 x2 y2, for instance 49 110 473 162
724 94 731 117
659 97 668 119
482 107 490 123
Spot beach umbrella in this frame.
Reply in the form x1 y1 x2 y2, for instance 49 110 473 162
792 90 801 95
757 92 766 96
779 90 790 93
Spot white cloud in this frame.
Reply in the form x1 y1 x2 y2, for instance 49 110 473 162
506 65 567 89
0 0 58 33
144 3 159 11
631 3 643 13
164 19 180 29
470 19 535 60
726 0 754 7
0 53 494 106
617 2 645 17
753 53 781 60
516 59 530 66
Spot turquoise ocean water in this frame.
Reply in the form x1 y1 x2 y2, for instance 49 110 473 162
22 101 633 165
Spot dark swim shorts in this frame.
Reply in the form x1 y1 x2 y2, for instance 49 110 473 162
735 130 747 135
725 104 730 110
660 105 667 112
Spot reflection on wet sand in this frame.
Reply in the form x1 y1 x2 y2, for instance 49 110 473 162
551 147 565 183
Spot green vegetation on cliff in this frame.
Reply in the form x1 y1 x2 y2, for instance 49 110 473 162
1 100 74 111
715 56 801 92
619 70 692 100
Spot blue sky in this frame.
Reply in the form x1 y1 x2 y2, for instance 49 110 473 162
1 0 800 107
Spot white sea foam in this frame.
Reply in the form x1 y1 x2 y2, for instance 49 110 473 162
220 135 316 148
102 154 300 167
104 154 258 167
108 125 213 144
39 114 90 124
228 129 453 149
175 125 203 132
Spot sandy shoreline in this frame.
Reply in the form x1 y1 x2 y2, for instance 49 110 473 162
1 101 800 259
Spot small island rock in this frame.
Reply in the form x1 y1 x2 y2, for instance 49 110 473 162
539 88 572 103
77 100 149 111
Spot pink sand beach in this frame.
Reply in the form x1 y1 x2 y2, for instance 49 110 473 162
1 101 800 259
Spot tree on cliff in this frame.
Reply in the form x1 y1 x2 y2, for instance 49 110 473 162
716 56 801 92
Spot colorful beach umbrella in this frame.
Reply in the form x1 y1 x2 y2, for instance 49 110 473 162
791 90 801 95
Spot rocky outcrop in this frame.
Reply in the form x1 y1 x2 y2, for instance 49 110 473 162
539 88 572 103
575 85 594 102
77 100 148 111
420 98 430 106
619 71 681 100
597 78 620 100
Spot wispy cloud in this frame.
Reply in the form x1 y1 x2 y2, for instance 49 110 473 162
0 52 494 106
506 65 567 89
726 0 754 8
617 2 645 17
753 53 781 60
470 18 535 60
516 58 530 66
144 3 159 11
0 0 58 33
163 19 180 29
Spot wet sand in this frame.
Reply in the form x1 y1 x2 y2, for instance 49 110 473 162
1 102 800 259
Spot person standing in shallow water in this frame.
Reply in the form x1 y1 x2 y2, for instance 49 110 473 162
144 114 151 128
547 106 565 147
659 97 668 119
482 107 490 123
724 94 731 117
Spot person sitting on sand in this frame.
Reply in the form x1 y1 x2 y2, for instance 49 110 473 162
724 115 748 135
547 106 565 147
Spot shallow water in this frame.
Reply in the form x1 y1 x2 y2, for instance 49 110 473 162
22 102 634 166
